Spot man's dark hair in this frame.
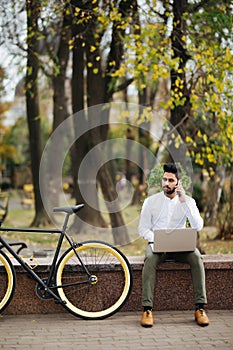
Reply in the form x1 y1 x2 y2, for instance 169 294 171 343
163 163 181 179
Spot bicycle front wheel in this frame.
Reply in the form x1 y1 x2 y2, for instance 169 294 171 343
0 250 16 313
55 240 133 320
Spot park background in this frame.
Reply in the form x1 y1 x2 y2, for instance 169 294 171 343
0 0 232 256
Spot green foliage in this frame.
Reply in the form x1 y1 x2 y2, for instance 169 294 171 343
109 1 233 176
146 164 164 193
5 117 29 165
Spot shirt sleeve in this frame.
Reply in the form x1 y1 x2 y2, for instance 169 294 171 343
181 197 204 231
138 199 154 242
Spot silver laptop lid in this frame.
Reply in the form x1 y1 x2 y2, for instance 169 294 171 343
153 228 197 253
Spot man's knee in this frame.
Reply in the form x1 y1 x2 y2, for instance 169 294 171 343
187 249 204 267
144 249 163 269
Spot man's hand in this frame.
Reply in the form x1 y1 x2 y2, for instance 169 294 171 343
175 181 186 202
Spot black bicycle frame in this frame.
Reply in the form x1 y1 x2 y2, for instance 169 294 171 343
0 224 93 300
0 228 65 304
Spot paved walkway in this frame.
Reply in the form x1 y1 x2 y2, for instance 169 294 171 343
0 310 232 349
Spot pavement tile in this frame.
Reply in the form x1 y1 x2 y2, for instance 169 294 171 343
0 310 233 349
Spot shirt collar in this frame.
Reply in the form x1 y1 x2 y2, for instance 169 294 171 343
163 192 179 203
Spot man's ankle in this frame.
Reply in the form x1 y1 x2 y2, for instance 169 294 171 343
195 303 205 310
143 306 152 312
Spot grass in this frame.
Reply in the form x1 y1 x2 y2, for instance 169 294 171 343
1 204 61 249
1 192 233 256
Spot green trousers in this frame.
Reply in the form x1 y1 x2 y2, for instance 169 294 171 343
142 245 207 308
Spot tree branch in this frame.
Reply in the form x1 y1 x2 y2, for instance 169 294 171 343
115 77 134 93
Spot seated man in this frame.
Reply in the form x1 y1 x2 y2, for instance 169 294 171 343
138 163 210 327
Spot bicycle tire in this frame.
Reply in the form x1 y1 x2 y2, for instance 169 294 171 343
0 250 16 313
55 240 133 320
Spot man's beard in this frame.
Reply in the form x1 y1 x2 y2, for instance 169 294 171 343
163 186 176 195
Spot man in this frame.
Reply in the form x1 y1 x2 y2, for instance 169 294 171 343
138 163 210 327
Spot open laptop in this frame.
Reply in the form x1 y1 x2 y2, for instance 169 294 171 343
152 228 197 253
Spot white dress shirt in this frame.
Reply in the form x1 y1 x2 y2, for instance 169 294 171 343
138 191 203 242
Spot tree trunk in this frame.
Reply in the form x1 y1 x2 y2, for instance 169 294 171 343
69 18 107 232
98 163 130 245
25 0 50 227
87 107 130 245
70 37 85 201
204 166 226 226
85 19 130 242
69 0 139 244
215 171 233 240
169 0 191 165
131 87 156 205
49 5 71 210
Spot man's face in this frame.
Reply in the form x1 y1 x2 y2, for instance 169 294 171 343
162 172 178 195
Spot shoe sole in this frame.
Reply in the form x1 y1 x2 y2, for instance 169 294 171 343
195 317 210 327
196 322 209 327
141 324 153 328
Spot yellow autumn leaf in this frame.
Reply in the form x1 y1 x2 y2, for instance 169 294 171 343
207 74 215 83
185 136 192 143
195 158 204 166
90 45 96 53
207 154 216 163
203 134 208 143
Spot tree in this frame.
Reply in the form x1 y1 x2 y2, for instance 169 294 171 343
169 0 191 164
47 3 72 211
184 1 233 232
25 0 51 226
68 0 141 244
0 66 15 185
109 0 233 236
1 0 232 240
70 0 108 231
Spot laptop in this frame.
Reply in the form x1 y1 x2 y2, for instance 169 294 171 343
152 228 197 253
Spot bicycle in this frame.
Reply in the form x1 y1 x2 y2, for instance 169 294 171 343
0 204 133 320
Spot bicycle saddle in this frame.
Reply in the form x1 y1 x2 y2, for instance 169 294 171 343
53 204 84 215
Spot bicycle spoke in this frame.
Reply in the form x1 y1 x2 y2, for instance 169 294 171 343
55 241 132 319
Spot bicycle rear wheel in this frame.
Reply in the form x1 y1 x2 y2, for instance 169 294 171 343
55 240 133 320
0 250 16 313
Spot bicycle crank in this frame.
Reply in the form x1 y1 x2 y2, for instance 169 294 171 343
36 279 54 300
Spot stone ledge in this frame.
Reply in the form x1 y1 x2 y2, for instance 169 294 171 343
1 254 233 315
10 254 233 271
128 254 233 312
128 254 233 270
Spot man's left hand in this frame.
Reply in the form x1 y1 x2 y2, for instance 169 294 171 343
175 181 186 202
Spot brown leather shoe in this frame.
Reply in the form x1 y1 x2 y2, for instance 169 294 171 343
195 309 210 327
141 310 153 327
